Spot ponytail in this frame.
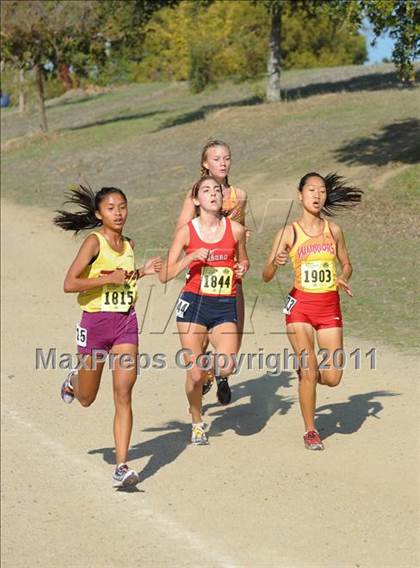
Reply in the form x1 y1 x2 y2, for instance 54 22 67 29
54 184 127 233
298 172 363 216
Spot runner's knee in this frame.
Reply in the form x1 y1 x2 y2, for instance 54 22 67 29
320 370 342 387
78 394 97 407
114 389 133 405
300 368 318 384
189 366 204 386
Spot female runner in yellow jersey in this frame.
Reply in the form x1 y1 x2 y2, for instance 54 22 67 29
176 140 249 400
263 172 362 451
54 185 162 486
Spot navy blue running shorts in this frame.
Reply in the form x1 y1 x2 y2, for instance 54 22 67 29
176 291 237 330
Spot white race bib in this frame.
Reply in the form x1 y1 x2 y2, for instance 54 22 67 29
200 267 233 296
301 261 334 291
76 324 87 347
176 298 190 319
101 283 136 312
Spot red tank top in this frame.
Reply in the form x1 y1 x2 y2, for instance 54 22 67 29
184 217 237 297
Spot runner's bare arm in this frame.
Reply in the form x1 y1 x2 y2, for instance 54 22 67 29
262 224 294 283
229 188 247 225
330 222 353 296
136 257 163 279
174 189 196 234
232 222 249 277
159 225 208 283
63 234 125 292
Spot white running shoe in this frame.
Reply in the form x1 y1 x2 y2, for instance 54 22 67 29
112 464 140 488
191 423 209 445
61 370 75 404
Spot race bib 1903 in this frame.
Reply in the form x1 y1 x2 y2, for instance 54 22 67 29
200 266 233 296
301 260 334 291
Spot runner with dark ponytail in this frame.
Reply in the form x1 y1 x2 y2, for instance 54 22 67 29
54 184 127 233
263 171 363 451
54 183 162 487
298 172 363 216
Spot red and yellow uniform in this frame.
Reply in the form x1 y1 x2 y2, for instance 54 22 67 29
222 186 245 225
285 220 342 329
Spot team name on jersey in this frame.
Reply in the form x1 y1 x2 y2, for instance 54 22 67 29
207 252 228 262
297 243 335 259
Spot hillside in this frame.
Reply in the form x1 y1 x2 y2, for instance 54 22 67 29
1 63 419 350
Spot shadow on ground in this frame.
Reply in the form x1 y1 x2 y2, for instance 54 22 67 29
157 71 416 131
47 70 417 135
335 118 420 167
156 96 262 130
65 110 166 131
280 70 418 101
88 371 294 482
315 390 400 440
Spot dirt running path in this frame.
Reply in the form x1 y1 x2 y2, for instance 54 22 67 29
1 200 419 568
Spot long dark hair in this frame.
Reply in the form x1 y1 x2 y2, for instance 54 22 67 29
53 184 127 233
298 172 363 216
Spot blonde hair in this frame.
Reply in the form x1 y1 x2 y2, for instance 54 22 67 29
200 139 231 186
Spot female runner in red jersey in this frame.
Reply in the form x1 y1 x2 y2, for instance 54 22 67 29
263 172 362 451
160 175 249 445
176 140 249 398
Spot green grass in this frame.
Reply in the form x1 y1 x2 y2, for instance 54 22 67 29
1 63 419 352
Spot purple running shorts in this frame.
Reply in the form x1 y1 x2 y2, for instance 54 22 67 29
76 309 138 355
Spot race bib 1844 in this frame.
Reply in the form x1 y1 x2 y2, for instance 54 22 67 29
200 266 233 296
301 260 335 291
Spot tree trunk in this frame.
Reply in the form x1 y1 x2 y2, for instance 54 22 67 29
34 63 48 132
19 68 26 115
58 62 73 91
266 4 282 103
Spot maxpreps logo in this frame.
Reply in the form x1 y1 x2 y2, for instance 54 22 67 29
297 243 335 259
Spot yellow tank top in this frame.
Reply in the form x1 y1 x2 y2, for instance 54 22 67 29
77 232 137 312
289 220 337 293
222 186 245 224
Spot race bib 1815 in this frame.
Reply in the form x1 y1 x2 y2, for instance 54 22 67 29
101 283 136 312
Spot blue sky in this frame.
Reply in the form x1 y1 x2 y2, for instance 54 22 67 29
363 23 395 64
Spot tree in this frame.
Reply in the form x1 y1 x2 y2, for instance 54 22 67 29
260 0 418 101
266 1 282 102
136 0 366 88
1 0 103 131
347 0 419 84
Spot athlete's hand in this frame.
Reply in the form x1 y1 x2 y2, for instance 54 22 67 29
104 269 126 285
245 228 252 241
337 277 353 297
272 248 289 267
189 248 209 262
141 256 163 276
234 261 249 278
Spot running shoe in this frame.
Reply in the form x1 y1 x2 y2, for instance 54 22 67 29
303 430 324 451
112 464 140 488
61 370 75 404
216 376 231 405
202 376 214 396
191 423 209 445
